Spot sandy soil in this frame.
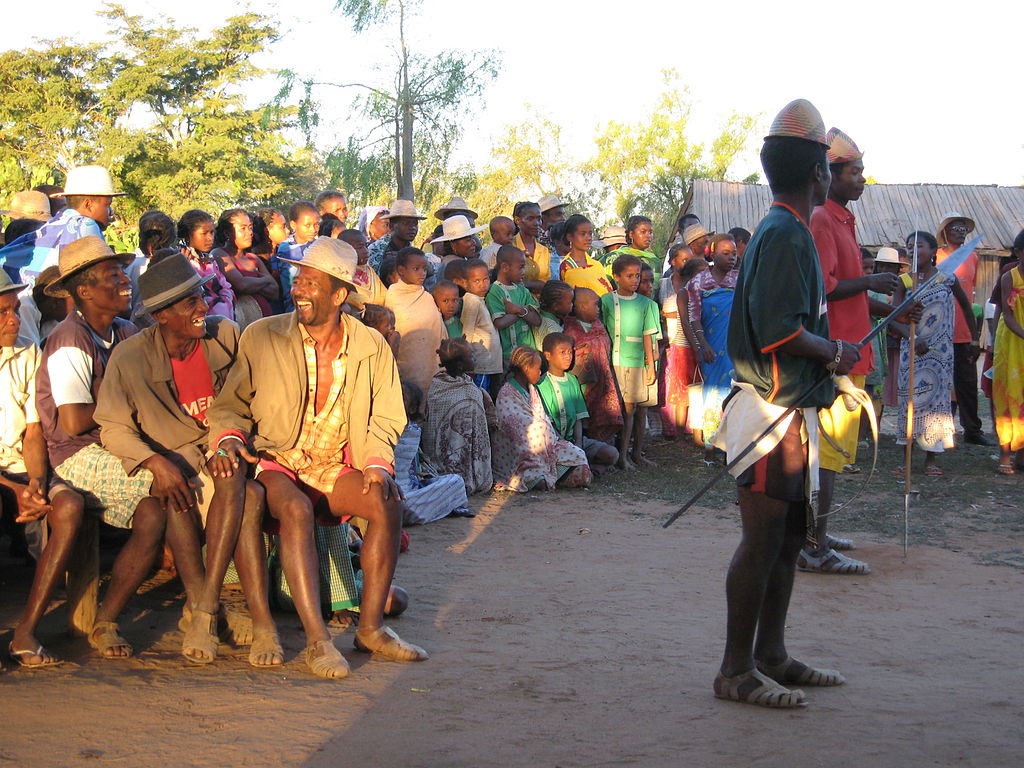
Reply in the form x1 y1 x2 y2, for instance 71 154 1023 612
2 490 1023 768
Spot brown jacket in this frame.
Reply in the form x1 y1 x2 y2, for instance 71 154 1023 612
96 317 239 476
207 312 405 471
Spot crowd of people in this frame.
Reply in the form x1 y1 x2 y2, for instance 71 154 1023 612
0 107 1022 702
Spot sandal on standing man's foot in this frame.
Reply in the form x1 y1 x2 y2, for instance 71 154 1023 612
797 548 871 575
713 669 807 708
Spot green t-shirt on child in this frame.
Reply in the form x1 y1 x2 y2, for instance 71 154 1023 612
486 281 539 359
444 315 463 339
537 371 589 441
599 291 661 367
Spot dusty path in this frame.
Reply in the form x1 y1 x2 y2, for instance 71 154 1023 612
2 491 1022 767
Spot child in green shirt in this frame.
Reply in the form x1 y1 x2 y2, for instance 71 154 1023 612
485 245 540 359
537 332 619 473
600 253 661 470
432 279 463 339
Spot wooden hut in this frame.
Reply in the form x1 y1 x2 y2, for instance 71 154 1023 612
675 180 1024 308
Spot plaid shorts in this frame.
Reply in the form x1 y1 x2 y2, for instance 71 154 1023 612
54 443 153 529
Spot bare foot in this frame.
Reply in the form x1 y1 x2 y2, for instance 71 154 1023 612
616 456 637 471
632 454 656 468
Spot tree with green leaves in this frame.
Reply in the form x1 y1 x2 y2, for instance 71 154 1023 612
588 71 758 247
289 0 499 203
0 4 312 225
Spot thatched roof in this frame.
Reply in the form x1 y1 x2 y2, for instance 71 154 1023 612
681 180 1024 252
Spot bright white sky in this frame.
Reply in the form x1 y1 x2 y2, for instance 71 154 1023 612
15 0 1024 187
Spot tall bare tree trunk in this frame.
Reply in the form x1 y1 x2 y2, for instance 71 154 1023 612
395 0 415 201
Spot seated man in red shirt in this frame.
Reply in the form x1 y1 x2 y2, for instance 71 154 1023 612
95 253 278 666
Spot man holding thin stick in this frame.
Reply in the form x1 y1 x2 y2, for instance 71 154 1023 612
711 100 859 708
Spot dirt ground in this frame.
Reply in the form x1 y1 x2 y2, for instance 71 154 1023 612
2 435 1023 768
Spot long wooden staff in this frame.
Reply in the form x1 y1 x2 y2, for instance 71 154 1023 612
902 236 920 558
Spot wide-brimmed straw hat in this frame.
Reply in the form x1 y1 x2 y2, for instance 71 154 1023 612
682 223 713 245
537 194 565 214
874 247 909 266
1 190 52 221
45 236 133 297
138 252 216 315
430 214 487 243
277 236 358 289
765 99 830 148
381 200 426 220
434 196 478 220
936 212 976 244
59 165 125 197
601 226 628 248
0 270 28 297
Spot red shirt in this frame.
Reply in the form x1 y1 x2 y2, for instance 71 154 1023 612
170 342 215 428
810 199 873 375
936 244 978 344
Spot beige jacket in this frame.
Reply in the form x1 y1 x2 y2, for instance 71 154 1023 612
207 312 406 471
96 317 239 476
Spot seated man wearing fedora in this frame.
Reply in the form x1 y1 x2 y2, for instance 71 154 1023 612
209 237 427 680
95 252 280 667
31 236 214 660
0 165 124 283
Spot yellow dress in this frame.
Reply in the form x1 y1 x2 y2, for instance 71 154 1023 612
993 266 1024 450
514 234 550 282
559 253 614 296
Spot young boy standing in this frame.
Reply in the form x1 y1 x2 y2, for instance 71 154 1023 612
538 333 619 473
486 245 541 362
601 253 661 470
455 258 503 395
385 247 447 397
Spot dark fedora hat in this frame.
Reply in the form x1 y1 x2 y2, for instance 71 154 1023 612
139 252 215 315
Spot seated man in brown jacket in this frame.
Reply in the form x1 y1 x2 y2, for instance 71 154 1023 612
208 237 427 680
96 252 279 666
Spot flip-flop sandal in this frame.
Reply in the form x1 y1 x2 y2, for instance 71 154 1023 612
825 533 855 552
756 656 845 687
248 631 284 667
890 466 907 477
8 642 62 668
182 609 219 664
998 463 1017 475
713 669 806 708
354 626 429 662
89 621 133 658
924 465 944 476
797 548 871 575
305 639 350 679
841 463 861 474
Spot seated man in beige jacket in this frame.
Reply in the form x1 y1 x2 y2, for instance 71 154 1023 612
96 252 278 666
208 237 426 680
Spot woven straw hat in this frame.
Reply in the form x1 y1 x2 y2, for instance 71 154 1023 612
601 226 628 247
682 224 713 245
1 190 52 221
381 200 426 220
537 194 565 214
277 236 358 288
434 196 478 220
936 212 976 244
825 127 863 164
765 99 830 148
875 247 909 266
46 236 133 296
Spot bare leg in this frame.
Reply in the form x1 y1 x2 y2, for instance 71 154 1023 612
231 480 275 635
720 488 797 677
194 473 245 616
632 406 655 466
164 505 205 609
93 497 168 657
12 490 84 662
807 468 836 557
752 499 807 666
259 472 329 644
618 402 636 470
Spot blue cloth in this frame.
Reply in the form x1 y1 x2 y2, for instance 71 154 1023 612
472 374 491 392
0 209 102 281
699 286 735 446
270 238 311 312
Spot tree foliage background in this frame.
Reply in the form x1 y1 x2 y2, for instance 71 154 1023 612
0 3 757 253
